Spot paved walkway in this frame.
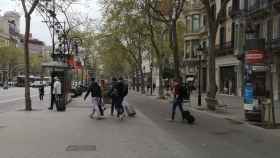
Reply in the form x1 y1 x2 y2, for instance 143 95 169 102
144 90 244 121
143 90 280 136
0 96 194 158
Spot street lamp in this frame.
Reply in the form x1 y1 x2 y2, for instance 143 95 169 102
150 62 153 95
197 44 205 106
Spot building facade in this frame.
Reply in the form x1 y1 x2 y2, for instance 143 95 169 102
183 0 208 92
18 34 46 55
0 11 21 85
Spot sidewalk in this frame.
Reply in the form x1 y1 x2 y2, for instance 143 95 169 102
142 90 280 136
0 97 194 158
144 91 244 121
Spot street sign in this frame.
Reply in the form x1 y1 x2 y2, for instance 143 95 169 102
245 50 265 64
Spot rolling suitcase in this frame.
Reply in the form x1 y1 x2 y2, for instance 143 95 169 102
123 101 136 117
183 110 195 124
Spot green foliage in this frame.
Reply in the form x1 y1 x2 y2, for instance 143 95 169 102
0 46 24 67
30 53 43 74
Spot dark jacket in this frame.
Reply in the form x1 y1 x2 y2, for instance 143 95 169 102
84 82 101 99
108 81 120 98
39 86 44 95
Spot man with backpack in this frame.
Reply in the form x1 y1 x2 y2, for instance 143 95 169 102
84 77 104 119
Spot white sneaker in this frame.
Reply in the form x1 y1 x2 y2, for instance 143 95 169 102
119 114 125 120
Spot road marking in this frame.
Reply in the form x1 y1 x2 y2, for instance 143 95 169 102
0 94 38 104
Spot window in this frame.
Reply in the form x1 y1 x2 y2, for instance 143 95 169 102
267 19 273 41
186 16 191 33
192 40 200 57
185 41 191 58
192 14 200 32
232 0 240 11
232 22 235 45
220 26 226 47
203 15 207 26
278 17 280 38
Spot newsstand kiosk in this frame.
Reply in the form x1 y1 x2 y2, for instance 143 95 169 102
244 49 267 122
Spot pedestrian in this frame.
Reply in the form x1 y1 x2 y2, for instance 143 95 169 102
108 77 118 116
49 76 63 110
39 84 44 101
153 83 156 93
115 77 127 119
169 77 184 121
84 77 104 119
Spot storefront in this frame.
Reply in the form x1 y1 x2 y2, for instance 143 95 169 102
244 49 268 121
219 66 237 95
216 55 240 96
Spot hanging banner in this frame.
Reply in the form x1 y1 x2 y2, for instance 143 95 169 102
245 49 265 64
244 82 254 110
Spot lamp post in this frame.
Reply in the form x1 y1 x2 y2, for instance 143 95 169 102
150 62 153 95
197 44 204 106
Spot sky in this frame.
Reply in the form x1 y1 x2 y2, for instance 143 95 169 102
0 0 102 45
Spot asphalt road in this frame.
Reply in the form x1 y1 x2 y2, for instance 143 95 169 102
0 87 50 112
127 91 280 158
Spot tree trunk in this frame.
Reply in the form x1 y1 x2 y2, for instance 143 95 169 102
171 20 180 79
205 27 218 111
158 59 164 98
24 15 32 111
132 71 136 90
136 67 140 92
139 64 145 94
8 63 12 81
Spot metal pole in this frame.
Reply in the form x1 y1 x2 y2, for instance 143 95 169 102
50 0 56 108
82 65 84 86
198 54 202 106
268 4 276 126
150 65 153 95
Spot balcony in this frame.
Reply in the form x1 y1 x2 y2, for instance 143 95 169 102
246 0 271 19
268 37 280 50
273 0 280 11
216 41 234 56
184 27 207 40
229 8 246 18
184 2 204 13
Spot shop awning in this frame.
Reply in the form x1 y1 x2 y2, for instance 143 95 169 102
42 61 69 69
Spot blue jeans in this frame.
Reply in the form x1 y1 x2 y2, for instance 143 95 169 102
115 97 124 117
171 97 184 120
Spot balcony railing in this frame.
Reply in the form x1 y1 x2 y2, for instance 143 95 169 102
273 0 280 11
268 37 280 49
216 41 234 50
215 41 234 56
247 0 271 17
185 2 204 11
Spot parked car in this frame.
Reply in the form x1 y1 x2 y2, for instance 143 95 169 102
70 85 86 98
31 81 45 88
3 82 8 89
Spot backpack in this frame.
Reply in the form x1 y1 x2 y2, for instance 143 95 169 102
122 83 128 97
181 85 190 100
91 82 101 97
111 87 119 97
116 82 124 97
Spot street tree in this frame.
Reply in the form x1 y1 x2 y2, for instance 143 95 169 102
20 0 40 111
140 3 170 98
141 0 186 79
200 0 230 110
0 46 24 80
100 0 149 93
